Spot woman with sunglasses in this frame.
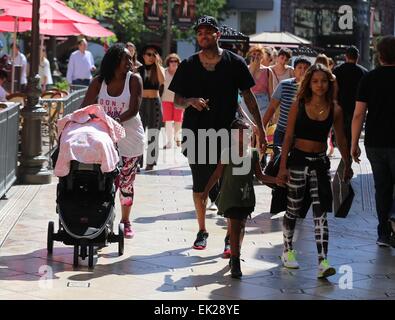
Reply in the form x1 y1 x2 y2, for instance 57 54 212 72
162 53 182 149
138 45 165 170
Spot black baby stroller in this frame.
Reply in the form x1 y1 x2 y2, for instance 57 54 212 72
47 160 124 268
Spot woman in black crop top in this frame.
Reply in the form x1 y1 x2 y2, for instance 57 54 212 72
276 64 352 278
137 45 165 171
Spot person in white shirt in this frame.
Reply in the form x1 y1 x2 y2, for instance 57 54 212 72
0 69 8 101
66 39 96 86
162 53 182 149
11 43 27 91
39 47 53 92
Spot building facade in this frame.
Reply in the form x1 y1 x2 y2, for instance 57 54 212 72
222 0 281 35
281 0 395 67
281 0 372 66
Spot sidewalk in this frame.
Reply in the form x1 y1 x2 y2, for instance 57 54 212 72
0 143 394 300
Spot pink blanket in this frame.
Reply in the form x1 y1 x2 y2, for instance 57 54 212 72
54 104 126 177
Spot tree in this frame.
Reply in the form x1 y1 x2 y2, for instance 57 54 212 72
65 0 145 43
65 0 227 46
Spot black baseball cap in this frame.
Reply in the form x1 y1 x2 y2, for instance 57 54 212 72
194 15 220 32
345 45 359 59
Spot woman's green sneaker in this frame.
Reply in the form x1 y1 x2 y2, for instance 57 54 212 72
281 250 299 269
317 259 336 278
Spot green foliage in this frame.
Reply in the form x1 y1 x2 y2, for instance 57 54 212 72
65 0 113 19
53 79 69 92
65 0 227 45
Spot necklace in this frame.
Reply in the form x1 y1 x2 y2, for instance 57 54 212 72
312 102 326 115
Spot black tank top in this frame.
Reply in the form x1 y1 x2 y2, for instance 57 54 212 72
138 65 160 90
294 100 334 143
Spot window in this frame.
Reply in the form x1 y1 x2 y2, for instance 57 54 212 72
240 11 256 35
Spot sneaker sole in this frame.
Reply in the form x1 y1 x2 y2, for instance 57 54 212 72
318 267 336 279
193 245 206 250
280 256 299 269
376 242 390 247
283 264 300 269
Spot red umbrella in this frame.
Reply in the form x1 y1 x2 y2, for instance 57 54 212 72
0 20 114 37
0 0 114 92
0 0 98 23
0 0 114 36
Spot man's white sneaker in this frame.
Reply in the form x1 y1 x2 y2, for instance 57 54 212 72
317 259 336 279
207 201 218 211
281 250 299 269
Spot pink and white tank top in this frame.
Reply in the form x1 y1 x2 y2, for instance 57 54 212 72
98 71 144 158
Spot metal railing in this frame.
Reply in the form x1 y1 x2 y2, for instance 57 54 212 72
41 84 88 162
0 103 20 198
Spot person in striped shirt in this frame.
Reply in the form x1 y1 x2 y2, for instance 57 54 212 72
262 56 311 155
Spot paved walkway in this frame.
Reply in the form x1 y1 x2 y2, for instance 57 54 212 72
0 142 395 300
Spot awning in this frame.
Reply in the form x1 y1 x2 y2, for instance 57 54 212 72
249 31 312 46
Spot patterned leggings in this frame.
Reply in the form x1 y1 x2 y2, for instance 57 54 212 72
115 156 140 207
283 167 329 261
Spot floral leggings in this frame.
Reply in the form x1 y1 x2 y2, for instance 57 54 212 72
115 156 140 207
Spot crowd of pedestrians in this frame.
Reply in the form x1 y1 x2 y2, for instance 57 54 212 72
45 14 395 281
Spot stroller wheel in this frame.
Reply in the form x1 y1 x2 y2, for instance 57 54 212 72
73 245 79 267
118 223 124 256
88 245 94 269
47 221 54 255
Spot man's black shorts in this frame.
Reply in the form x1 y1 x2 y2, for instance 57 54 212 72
189 163 218 193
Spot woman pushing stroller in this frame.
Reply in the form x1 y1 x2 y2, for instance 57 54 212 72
82 43 145 239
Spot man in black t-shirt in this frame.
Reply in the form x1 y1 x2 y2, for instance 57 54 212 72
333 46 368 149
169 15 266 251
352 36 395 248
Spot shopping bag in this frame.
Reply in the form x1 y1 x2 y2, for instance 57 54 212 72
332 160 355 218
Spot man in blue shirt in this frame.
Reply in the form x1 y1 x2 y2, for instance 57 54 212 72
66 39 96 86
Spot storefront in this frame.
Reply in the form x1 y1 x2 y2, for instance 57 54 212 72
281 0 372 67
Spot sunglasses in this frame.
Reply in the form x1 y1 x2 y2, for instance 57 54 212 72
145 52 157 57
169 60 179 63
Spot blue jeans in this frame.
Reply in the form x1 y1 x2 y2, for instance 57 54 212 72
72 79 90 86
273 129 285 156
365 147 395 239
240 92 270 119
255 93 270 116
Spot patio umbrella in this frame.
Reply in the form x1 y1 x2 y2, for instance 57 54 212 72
0 0 114 91
0 20 114 37
0 0 98 23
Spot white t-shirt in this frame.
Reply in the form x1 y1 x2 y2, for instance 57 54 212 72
98 71 144 158
162 68 175 102
0 85 7 102
39 58 53 86
14 52 27 85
